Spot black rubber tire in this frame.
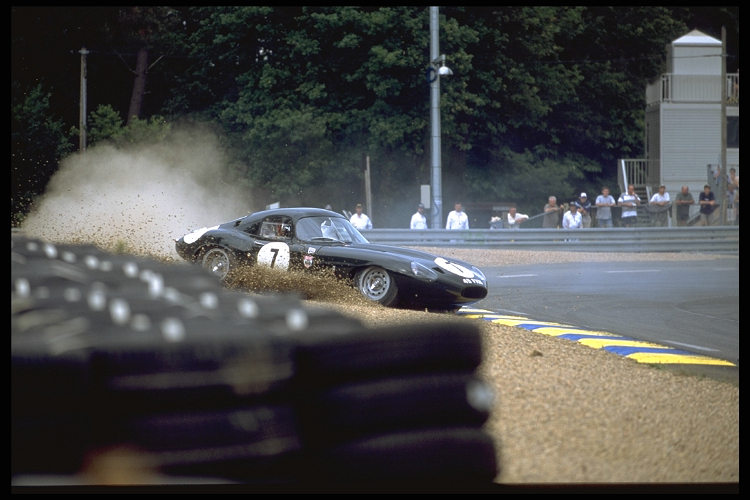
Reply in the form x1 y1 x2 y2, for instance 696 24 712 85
201 246 237 282
304 427 499 484
355 266 399 307
104 405 303 482
297 373 494 447
293 320 484 386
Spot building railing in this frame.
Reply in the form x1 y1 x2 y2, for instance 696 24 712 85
647 73 739 105
618 159 659 196
727 72 740 104
618 159 739 203
362 226 738 253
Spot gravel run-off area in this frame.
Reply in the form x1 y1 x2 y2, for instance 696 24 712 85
318 249 739 486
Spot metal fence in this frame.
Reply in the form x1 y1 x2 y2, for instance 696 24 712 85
362 226 739 253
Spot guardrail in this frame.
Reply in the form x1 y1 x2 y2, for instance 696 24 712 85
362 226 739 253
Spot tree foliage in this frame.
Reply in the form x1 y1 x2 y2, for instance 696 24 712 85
11 82 74 224
11 6 738 225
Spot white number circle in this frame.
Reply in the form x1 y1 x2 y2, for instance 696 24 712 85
257 242 290 270
434 257 475 278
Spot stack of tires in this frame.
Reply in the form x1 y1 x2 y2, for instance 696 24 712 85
11 233 498 490
291 321 498 490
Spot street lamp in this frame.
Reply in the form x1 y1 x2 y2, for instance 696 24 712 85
79 47 89 152
429 6 452 228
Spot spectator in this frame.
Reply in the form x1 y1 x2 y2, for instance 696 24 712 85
673 185 695 226
595 187 616 228
648 185 671 227
727 167 739 190
489 215 503 230
446 202 469 230
562 202 583 229
542 196 562 228
698 184 717 226
410 203 428 230
506 207 529 230
577 193 592 228
618 184 641 227
349 203 372 230
727 183 739 225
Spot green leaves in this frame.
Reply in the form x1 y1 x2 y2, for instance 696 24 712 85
11 82 74 221
12 6 737 226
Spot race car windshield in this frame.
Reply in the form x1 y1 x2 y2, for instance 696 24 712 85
296 216 369 244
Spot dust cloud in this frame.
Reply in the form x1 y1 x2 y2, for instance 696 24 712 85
18 125 383 308
21 125 256 260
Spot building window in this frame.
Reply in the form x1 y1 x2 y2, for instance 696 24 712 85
727 117 739 148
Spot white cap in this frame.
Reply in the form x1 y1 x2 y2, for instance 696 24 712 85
580 192 587 198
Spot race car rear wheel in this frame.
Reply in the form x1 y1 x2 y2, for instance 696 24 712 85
356 266 398 307
201 247 235 282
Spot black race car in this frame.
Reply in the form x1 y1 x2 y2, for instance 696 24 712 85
175 207 488 310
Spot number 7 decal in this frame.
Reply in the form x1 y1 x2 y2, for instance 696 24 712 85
257 242 290 270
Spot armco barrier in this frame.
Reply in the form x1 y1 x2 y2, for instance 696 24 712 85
362 226 739 253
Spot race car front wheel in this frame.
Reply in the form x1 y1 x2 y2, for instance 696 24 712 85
201 247 235 282
356 266 398 307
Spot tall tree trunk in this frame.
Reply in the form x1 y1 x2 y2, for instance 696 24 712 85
127 46 148 124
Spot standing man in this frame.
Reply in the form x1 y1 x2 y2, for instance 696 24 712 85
648 185 671 227
577 193 592 228
506 207 529 230
595 187 616 228
726 183 739 225
349 203 372 230
446 202 469 230
727 167 739 190
542 196 562 228
618 184 641 227
410 203 428 229
698 184 717 226
562 202 583 229
674 185 695 226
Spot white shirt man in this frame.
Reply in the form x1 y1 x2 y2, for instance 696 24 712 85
562 204 583 229
649 186 670 206
349 204 372 230
649 185 671 227
618 185 641 218
445 202 469 230
618 184 641 227
410 203 428 229
506 207 529 229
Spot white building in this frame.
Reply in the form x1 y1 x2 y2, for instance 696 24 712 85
619 29 739 224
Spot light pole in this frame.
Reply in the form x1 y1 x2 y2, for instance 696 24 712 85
429 6 452 228
79 47 89 152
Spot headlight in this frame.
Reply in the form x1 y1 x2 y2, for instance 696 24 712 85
411 261 438 282
472 266 486 281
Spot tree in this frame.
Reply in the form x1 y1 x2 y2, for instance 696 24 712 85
83 104 124 145
11 82 74 224
444 6 691 215
11 6 738 226
110 6 183 124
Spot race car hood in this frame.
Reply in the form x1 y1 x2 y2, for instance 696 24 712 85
311 242 485 281
351 243 457 263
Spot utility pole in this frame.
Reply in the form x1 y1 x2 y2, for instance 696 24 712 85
429 6 443 229
720 26 727 225
79 47 89 152
365 155 373 223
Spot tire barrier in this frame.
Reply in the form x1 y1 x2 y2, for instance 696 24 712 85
11 234 499 489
